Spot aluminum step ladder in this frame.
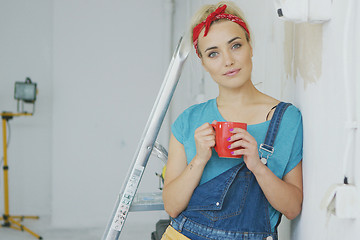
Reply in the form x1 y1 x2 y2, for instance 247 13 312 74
102 34 191 240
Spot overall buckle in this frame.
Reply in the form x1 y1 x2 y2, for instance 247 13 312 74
259 143 274 165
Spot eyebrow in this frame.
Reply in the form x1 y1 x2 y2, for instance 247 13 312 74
228 37 241 44
204 37 242 53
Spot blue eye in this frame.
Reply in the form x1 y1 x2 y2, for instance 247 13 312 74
208 52 218 58
232 43 241 49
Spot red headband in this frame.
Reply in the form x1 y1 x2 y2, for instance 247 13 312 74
192 4 250 57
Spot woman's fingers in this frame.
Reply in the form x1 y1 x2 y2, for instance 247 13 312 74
195 123 215 140
194 122 216 161
228 129 255 144
228 139 251 149
227 129 258 157
231 148 246 156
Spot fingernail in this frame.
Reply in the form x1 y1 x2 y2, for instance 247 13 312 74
231 151 234 155
227 145 231 149
227 137 231 141
229 128 234 132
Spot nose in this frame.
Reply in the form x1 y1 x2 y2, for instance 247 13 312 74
223 50 234 67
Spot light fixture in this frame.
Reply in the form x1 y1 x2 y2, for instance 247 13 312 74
14 77 37 113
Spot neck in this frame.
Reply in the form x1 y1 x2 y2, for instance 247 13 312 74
217 80 261 107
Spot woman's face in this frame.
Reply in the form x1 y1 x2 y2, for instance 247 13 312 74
198 20 253 90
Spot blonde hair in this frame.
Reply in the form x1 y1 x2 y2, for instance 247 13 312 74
190 1 251 56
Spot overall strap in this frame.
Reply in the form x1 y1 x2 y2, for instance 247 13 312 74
259 102 292 165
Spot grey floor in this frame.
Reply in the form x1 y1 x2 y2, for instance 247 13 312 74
0 215 165 240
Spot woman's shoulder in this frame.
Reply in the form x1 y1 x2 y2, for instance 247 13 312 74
179 98 215 117
262 92 301 120
281 103 302 129
172 99 216 137
284 104 302 119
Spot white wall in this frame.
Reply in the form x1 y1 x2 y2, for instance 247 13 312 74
0 0 53 216
0 0 171 233
52 0 170 228
291 0 360 239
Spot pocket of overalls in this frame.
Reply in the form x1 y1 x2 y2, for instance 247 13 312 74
185 163 252 220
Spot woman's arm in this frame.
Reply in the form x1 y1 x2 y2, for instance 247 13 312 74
162 122 216 218
229 128 303 220
252 161 303 220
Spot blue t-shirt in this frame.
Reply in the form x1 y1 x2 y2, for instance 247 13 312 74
171 98 303 231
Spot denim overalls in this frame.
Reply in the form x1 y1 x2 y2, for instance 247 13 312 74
171 102 291 240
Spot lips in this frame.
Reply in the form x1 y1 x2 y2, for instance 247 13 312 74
224 69 240 76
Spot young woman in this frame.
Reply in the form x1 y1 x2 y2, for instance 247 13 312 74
162 2 303 239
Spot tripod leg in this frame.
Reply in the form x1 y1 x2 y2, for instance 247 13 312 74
8 217 43 239
12 215 40 221
2 118 10 219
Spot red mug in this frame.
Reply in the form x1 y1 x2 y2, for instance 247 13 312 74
211 122 247 158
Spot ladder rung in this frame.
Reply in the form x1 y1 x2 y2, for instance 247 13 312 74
129 192 164 212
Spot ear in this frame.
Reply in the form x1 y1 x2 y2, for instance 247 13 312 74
249 44 253 57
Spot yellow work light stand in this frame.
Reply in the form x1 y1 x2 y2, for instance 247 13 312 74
0 112 42 239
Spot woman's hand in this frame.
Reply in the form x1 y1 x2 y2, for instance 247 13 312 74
194 121 217 165
228 128 262 173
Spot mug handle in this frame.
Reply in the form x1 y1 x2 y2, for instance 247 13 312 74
211 123 217 148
